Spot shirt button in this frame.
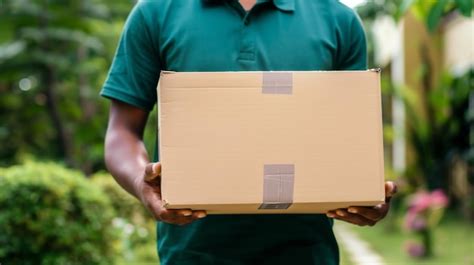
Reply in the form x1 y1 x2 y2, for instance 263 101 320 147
243 14 250 25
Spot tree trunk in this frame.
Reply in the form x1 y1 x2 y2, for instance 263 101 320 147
43 67 76 167
77 45 95 121
77 44 94 174
40 0 76 168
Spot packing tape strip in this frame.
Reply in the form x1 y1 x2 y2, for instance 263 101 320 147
259 164 295 210
262 72 293 94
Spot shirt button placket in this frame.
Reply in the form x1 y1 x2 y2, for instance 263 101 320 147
238 13 256 69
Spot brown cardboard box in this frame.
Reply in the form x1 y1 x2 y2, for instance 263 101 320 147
157 70 385 214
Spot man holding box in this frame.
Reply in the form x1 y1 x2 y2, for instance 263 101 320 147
102 0 397 264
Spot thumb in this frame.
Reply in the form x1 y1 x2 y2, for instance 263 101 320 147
144 162 161 182
152 162 161 175
385 181 398 201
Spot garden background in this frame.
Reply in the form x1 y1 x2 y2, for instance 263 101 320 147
0 0 472 264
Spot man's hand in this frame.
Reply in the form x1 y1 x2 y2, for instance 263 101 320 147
326 181 397 226
136 162 207 226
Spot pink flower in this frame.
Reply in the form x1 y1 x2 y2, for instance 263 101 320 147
408 191 432 213
430 189 449 208
405 241 426 258
411 217 427 231
407 189 449 213
405 212 427 231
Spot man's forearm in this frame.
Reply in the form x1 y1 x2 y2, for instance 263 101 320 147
105 128 149 200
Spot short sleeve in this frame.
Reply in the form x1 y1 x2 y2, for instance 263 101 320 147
100 3 161 111
335 12 368 71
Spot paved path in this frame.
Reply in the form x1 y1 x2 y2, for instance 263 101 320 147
334 223 385 265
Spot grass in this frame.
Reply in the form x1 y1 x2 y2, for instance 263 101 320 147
347 212 474 265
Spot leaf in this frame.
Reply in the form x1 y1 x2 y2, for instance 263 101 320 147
455 0 473 17
0 41 26 62
20 27 104 52
426 0 448 32
395 0 416 21
383 124 394 142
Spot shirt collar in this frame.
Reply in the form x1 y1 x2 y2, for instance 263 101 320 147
272 0 295 12
203 0 295 12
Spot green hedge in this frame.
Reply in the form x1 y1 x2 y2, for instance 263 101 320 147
91 172 145 220
91 173 158 263
0 162 118 265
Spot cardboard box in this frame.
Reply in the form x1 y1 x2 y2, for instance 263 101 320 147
157 70 385 214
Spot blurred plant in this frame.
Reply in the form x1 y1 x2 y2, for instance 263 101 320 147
91 172 158 264
0 0 135 173
396 0 472 32
0 161 119 264
404 240 426 258
357 0 473 31
358 0 473 219
357 0 473 68
404 189 449 258
379 70 472 226
403 65 472 191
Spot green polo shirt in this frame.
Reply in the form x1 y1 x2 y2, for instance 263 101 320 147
101 0 367 264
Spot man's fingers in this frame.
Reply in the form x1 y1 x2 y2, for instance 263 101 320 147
385 181 398 202
153 162 161 175
144 194 166 220
151 207 207 225
347 205 387 221
144 163 154 176
144 162 161 182
161 209 206 218
192 210 207 219
327 209 376 226
176 209 193 217
159 209 207 225
160 210 194 225
325 182 397 226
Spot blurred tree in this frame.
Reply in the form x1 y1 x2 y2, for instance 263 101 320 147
0 0 135 173
402 69 472 193
357 0 472 29
357 0 473 219
357 0 473 66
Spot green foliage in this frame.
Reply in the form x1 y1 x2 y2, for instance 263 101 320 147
397 0 416 20
0 2 160 259
426 0 448 32
91 173 158 263
358 0 473 215
383 69 472 195
402 0 472 32
0 162 119 264
0 0 135 173
404 71 471 190
348 211 474 264
91 172 143 218
358 0 473 32
455 0 473 16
